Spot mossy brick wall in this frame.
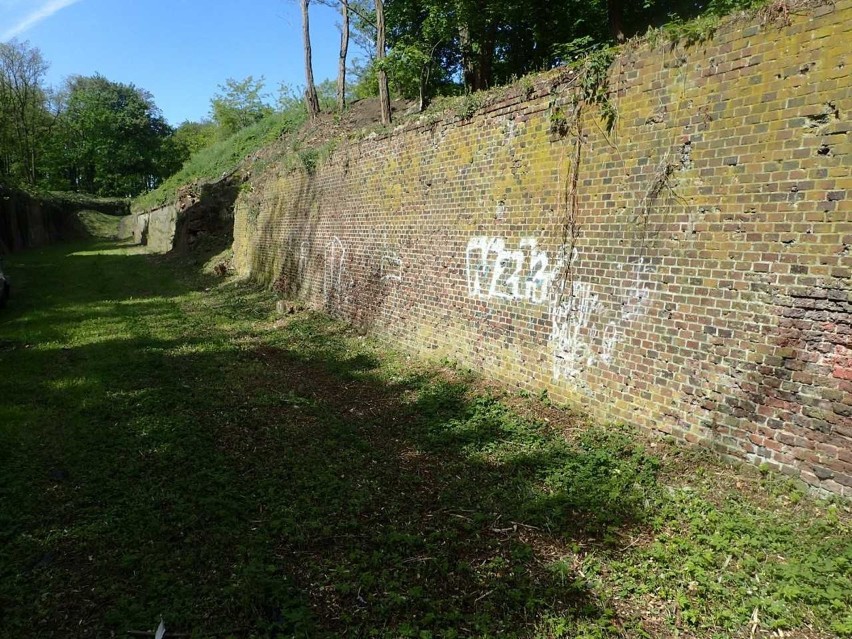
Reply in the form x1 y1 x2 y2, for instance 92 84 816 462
233 1 852 496
0 188 82 253
125 178 239 252
1 189 129 253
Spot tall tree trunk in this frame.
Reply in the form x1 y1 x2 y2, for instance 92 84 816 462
418 39 442 113
375 0 391 126
337 0 349 112
301 0 320 119
458 22 476 92
608 0 625 43
458 7 495 92
477 21 497 91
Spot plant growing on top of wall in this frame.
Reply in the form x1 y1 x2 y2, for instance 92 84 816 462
298 148 320 175
577 47 618 132
455 92 486 120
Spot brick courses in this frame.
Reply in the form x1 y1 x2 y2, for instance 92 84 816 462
233 1 852 496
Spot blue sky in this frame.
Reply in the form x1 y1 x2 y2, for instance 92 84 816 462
1 0 363 126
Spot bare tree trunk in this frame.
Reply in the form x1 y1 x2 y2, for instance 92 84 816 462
375 0 391 125
608 0 625 43
458 24 494 91
301 0 320 119
458 22 476 92
417 40 442 113
337 0 349 112
478 21 497 91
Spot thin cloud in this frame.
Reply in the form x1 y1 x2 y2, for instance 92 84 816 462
2 0 82 41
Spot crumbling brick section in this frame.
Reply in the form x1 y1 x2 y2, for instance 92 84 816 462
749 284 852 493
232 0 852 496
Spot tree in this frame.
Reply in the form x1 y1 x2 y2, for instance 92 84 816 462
170 120 217 157
301 0 321 119
210 76 272 136
385 0 457 110
315 0 375 108
338 0 350 111
0 40 51 185
608 0 625 42
54 75 173 196
376 0 391 125
456 0 498 92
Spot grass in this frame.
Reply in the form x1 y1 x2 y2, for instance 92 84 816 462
0 240 849 638
46 190 130 212
134 111 307 213
76 210 124 239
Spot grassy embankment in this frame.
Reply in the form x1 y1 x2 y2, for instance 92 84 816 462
0 240 849 638
75 209 124 239
132 112 306 214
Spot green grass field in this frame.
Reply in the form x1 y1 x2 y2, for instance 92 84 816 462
0 241 849 638
76 210 124 239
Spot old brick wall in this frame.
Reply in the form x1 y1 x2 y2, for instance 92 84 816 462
0 187 84 253
0 188 130 253
233 2 852 496
125 177 240 252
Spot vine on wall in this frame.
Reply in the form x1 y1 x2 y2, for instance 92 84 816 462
551 47 617 310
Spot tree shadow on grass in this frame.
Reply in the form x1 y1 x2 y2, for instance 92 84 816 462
0 311 660 638
0 241 218 344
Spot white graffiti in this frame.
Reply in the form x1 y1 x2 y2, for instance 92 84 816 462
620 268 653 323
381 252 403 282
465 236 551 304
375 230 404 283
465 236 656 381
550 280 603 379
323 237 346 302
551 255 656 379
599 257 655 365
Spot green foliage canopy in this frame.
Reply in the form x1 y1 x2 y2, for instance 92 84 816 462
49 74 175 196
0 39 52 185
210 76 273 137
346 0 776 102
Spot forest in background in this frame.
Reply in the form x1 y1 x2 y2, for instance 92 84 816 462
0 0 770 199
